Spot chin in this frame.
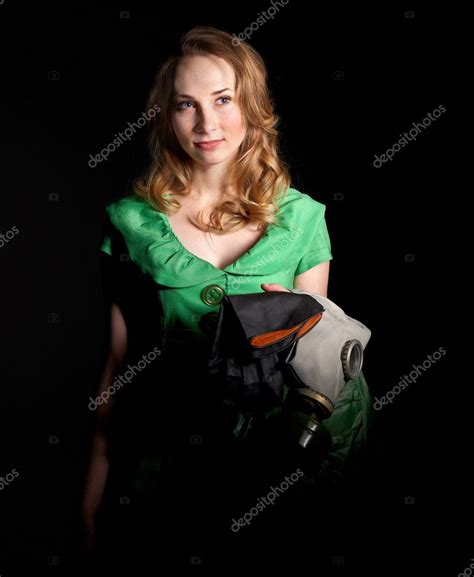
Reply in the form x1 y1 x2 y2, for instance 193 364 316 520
193 151 236 166
195 157 229 167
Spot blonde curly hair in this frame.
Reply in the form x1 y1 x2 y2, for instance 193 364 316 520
133 26 291 234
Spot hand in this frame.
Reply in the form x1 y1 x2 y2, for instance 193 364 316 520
80 501 99 555
261 283 291 293
81 514 97 554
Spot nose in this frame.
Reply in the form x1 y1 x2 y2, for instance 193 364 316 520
194 106 218 134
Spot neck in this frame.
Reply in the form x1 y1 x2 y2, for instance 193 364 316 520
189 161 234 202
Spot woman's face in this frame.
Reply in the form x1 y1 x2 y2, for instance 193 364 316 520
171 54 247 169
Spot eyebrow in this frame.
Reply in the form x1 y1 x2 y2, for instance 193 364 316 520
175 88 233 99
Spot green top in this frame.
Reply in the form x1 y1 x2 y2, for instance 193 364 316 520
100 187 333 351
99 186 373 489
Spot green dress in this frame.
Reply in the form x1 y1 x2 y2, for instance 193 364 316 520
99 186 373 492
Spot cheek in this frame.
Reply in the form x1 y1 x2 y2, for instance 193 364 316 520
225 109 246 137
171 116 180 138
171 115 190 140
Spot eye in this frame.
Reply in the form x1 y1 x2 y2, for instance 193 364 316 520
217 96 231 105
176 101 195 111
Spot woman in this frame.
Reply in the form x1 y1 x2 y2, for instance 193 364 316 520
81 26 372 571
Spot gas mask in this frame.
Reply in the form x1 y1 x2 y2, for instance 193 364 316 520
207 289 371 466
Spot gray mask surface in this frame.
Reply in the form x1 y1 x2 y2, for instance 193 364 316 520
285 289 371 412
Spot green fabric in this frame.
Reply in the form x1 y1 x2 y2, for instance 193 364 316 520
322 372 374 481
100 187 373 487
100 187 332 345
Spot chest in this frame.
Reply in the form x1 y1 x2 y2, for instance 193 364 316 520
167 207 266 270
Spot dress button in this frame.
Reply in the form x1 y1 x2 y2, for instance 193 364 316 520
201 284 225 306
199 311 219 334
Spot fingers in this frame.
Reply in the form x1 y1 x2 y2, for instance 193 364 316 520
261 283 291 293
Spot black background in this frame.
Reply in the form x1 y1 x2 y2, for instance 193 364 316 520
0 2 465 575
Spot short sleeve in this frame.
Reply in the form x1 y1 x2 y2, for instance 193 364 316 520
294 204 333 276
99 211 115 256
98 209 127 306
100 234 112 256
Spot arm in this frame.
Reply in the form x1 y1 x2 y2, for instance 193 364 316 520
293 261 330 297
81 302 128 550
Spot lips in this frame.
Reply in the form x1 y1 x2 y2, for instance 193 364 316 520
194 139 224 151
